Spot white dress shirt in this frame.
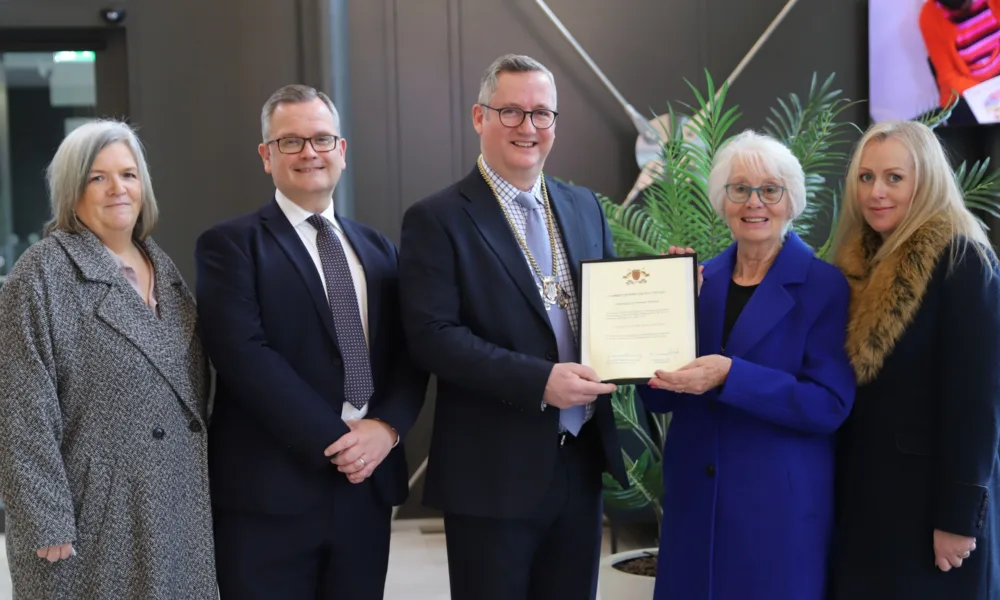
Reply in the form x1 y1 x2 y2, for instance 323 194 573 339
274 190 370 421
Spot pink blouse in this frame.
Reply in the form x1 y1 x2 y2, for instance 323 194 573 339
105 246 159 316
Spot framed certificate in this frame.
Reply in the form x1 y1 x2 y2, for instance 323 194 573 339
579 254 699 384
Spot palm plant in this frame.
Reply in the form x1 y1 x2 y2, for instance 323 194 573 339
600 71 1000 535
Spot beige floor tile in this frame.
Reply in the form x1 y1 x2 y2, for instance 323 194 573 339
0 521 647 599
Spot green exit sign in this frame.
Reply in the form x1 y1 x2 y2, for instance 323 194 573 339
53 51 96 63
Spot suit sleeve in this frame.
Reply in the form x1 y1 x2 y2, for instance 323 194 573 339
934 247 1000 538
581 190 620 410
0 267 77 549
596 189 616 260
398 201 554 413
364 242 429 439
195 227 350 469
716 273 856 434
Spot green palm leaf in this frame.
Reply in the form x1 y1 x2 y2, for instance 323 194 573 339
603 472 653 511
955 158 1000 227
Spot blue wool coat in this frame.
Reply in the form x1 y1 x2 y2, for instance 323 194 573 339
638 233 856 600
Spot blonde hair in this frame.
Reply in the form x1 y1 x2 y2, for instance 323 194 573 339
833 120 994 269
45 119 158 240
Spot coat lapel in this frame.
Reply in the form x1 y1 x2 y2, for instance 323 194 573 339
460 168 549 324
260 199 341 350
52 231 205 419
835 217 952 384
547 177 588 290
338 217 382 349
700 244 734 356
721 233 812 357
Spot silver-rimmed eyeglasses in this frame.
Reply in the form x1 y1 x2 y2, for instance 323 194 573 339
724 183 786 204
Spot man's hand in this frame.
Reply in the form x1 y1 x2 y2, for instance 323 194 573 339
934 529 976 572
36 543 74 562
543 363 616 409
649 355 732 395
323 419 398 484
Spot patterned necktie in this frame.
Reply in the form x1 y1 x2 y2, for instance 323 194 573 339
514 192 585 435
307 214 373 410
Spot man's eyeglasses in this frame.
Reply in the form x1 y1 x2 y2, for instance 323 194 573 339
479 104 558 129
724 183 786 205
265 135 341 154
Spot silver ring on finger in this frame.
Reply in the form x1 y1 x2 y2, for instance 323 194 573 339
960 551 971 559
358 457 366 467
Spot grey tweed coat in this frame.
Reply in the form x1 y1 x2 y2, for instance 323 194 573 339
0 230 217 599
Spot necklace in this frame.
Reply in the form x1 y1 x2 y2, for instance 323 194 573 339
477 155 569 310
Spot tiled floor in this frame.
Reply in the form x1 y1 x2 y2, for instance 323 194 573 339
0 519 645 599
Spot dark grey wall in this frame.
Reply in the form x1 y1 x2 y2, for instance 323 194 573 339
2 0 870 520
348 0 868 240
1 0 325 280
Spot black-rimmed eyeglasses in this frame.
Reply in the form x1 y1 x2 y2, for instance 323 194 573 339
479 104 558 129
265 135 341 154
724 183 786 205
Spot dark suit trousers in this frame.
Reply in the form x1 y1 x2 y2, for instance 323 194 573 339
444 421 605 600
213 475 392 600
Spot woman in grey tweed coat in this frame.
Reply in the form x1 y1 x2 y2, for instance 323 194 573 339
0 120 217 598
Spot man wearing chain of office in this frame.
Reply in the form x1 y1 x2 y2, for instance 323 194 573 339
398 53 629 600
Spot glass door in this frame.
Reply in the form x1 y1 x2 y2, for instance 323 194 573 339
0 50 100 285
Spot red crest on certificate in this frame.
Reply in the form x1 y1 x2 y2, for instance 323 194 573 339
623 268 650 284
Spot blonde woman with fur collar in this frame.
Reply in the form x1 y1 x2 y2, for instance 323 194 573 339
830 120 1000 600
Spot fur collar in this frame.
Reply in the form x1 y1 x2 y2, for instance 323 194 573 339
835 217 952 384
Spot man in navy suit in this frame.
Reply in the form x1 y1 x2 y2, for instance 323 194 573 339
195 84 427 600
398 54 629 600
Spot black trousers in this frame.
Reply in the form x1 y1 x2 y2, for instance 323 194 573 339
213 477 392 600
444 422 605 600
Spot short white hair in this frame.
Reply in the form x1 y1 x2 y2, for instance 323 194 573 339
707 130 806 232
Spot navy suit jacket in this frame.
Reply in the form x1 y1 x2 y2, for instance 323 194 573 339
398 167 628 519
195 198 427 515
638 233 856 600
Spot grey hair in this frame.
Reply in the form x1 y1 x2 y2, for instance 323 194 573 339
45 119 158 240
707 130 807 234
477 54 557 106
261 84 340 142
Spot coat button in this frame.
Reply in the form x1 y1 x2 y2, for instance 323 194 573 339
152 427 165 440
189 420 203 433
545 351 557 361
706 464 716 477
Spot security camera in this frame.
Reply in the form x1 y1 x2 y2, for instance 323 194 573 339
100 8 126 25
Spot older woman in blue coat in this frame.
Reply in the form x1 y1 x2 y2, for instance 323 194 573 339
638 130 857 600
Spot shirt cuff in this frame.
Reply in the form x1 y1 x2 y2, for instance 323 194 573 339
372 418 400 448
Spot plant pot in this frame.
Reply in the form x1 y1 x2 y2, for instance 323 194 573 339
598 547 657 600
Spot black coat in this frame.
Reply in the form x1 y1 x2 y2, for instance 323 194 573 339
832 224 1000 600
